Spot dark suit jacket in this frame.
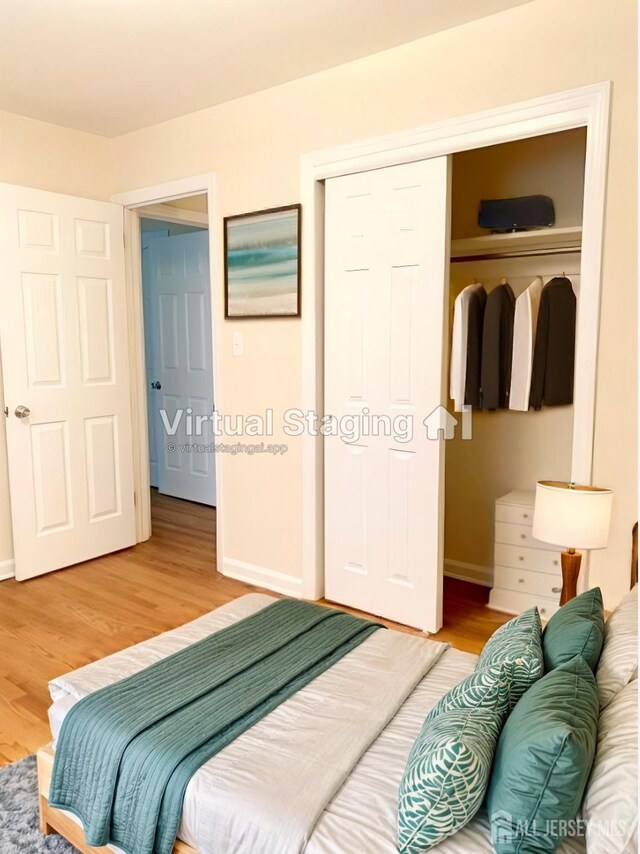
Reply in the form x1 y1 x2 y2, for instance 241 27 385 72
529 276 576 409
463 285 487 409
481 283 515 410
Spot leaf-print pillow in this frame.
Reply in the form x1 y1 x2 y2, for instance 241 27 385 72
397 663 511 853
477 607 543 708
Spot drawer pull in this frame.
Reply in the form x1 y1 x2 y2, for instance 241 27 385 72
518 578 525 584
553 560 559 566
522 512 529 519
540 607 547 615
518 556 524 561
552 586 561 594
520 534 526 539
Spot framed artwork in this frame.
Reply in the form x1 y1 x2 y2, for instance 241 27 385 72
224 203 301 318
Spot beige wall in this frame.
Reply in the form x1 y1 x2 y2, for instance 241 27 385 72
0 109 111 198
0 0 636 608
106 0 636 608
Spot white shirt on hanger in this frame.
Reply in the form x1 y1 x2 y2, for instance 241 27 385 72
450 283 482 412
509 276 543 411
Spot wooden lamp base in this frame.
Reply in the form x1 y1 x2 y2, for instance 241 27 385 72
560 548 582 605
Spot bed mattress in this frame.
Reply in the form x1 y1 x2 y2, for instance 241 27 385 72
47 594 586 853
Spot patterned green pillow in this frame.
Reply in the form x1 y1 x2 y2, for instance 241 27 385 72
397 663 511 853
477 607 543 708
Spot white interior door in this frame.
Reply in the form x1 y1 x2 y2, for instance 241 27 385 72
0 183 135 580
324 158 450 632
148 231 216 506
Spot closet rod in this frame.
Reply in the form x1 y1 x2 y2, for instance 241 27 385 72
450 247 582 263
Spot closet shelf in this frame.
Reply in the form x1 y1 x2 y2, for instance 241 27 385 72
450 226 582 260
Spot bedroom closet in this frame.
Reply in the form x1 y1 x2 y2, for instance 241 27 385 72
323 125 588 633
444 128 587 622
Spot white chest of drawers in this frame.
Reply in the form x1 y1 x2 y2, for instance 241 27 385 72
488 490 562 620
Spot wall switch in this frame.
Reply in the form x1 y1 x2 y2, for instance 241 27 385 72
232 331 244 357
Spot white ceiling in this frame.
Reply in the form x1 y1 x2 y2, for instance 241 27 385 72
0 0 533 137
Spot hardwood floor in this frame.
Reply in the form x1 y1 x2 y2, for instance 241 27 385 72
0 490 509 764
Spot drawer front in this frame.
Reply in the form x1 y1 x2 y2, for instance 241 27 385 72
494 565 563 599
495 521 558 552
489 587 560 621
494 543 561 576
495 503 534 526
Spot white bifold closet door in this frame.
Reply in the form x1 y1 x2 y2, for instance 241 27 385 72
324 158 450 633
0 183 135 580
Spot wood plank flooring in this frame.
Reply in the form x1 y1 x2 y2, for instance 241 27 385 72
0 490 509 764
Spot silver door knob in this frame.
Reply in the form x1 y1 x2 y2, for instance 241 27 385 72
14 405 30 419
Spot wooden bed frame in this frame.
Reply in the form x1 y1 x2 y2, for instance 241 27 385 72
36 523 639 853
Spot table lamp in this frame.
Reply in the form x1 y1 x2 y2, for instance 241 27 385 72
532 480 613 605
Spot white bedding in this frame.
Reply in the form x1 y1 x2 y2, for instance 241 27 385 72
48 594 586 853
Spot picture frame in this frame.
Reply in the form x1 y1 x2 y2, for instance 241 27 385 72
224 203 301 319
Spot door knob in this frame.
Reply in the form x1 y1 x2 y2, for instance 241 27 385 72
151 381 162 390
14 405 30 419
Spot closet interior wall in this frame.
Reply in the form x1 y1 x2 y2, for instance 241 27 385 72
444 129 587 587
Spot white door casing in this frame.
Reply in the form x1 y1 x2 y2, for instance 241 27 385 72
0 183 135 580
324 158 450 632
148 231 216 506
141 242 161 488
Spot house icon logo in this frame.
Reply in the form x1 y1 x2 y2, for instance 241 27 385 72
491 811 515 845
423 405 472 441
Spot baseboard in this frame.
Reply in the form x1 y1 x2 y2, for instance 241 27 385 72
444 559 493 588
221 558 304 598
0 558 15 581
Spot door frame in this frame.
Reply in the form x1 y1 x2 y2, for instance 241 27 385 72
112 174 220 553
300 82 611 601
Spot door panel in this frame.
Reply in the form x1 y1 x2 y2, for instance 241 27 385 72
324 158 450 632
146 231 216 506
0 183 135 580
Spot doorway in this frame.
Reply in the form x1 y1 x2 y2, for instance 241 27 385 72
301 84 610 632
136 195 216 508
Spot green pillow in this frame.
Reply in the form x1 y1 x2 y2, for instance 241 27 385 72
543 587 605 672
397 663 511 853
487 655 599 854
477 607 543 708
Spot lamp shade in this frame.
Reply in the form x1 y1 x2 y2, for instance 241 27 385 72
532 481 613 549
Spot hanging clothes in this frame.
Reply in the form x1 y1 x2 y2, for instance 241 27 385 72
529 276 576 409
509 277 543 411
481 282 515 410
450 283 483 411
463 284 487 409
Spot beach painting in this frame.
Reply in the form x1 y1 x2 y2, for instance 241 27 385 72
224 204 301 318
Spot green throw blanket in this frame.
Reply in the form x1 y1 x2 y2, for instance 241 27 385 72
49 599 382 854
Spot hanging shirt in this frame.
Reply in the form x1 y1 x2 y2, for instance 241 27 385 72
529 276 577 409
463 285 487 409
509 277 543 411
481 282 516 410
450 283 483 412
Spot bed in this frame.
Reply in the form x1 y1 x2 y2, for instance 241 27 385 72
36 527 638 854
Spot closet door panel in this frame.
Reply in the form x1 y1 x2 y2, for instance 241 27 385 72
324 158 450 632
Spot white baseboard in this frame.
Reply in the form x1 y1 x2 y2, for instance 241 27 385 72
221 558 304 598
444 559 493 588
0 558 15 581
